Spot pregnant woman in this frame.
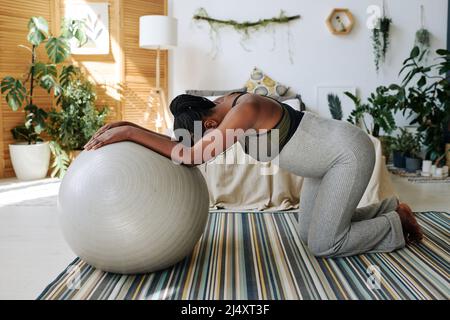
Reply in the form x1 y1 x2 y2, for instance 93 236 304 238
84 92 422 257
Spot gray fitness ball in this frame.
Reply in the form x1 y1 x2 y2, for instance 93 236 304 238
58 141 209 274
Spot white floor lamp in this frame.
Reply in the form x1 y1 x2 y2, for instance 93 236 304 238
139 15 177 132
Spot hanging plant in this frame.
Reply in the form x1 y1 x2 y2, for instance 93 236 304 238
192 8 300 62
415 28 430 49
414 6 431 56
371 16 392 72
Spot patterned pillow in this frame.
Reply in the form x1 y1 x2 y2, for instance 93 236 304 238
245 67 289 97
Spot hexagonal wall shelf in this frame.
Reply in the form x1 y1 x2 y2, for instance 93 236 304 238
326 8 354 35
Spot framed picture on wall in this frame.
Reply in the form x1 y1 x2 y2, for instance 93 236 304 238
316 86 357 120
65 2 110 55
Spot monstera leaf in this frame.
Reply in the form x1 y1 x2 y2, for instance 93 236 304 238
57 65 79 105
33 62 57 79
40 75 62 96
45 36 71 64
27 16 49 45
59 65 79 88
11 125 41 143
32 63 62 95
24 104 47 134
1 76 27 111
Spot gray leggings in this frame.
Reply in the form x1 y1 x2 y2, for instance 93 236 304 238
278 112 405 257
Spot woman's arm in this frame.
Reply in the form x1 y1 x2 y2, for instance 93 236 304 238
84 101 258 165
118 121 173 139
84 126 175 153
85 120 172 148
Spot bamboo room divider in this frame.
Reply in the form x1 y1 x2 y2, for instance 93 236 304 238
0 0 168 178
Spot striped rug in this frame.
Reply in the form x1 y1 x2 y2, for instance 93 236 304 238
38 212 449 300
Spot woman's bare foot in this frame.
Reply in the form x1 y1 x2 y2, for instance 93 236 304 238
396 202 423 244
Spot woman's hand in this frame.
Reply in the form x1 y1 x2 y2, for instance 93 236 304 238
84 126 133 150
85 121 134 147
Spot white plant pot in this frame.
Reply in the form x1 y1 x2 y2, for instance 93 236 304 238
9 142 51 181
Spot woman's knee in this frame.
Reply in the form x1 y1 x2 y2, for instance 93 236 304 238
307 242 330 257
307 234 338 257
297 216 309 244
298 224 308 244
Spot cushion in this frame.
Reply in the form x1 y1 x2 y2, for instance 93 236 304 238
245 67 289 97
281 98 301 111
204 96 302 111
185 84 305 111
185 88 247 97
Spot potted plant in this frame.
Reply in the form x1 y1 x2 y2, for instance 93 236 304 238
392 128 411 168
392 128 422 171
0 17 86 180
47 67 109 178
404 133 423 173
405 155 422 172
393 47 450 167
392 148 406 168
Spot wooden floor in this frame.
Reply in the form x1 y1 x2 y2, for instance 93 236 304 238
0 175 449 300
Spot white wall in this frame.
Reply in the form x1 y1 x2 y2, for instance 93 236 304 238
168 0 448 127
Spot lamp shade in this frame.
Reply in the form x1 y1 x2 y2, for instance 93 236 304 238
139 15 178 49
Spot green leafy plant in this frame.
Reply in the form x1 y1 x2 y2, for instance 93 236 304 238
392 128 422 158
0 16 86 144
371 16 392 72
46 67 108 178
327 93 343 120
344 86 397 137
394 47 450 164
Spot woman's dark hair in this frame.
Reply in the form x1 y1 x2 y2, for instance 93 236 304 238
170 94 216 142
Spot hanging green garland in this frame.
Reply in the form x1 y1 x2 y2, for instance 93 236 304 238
193 8 300 62
193 8 300 34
